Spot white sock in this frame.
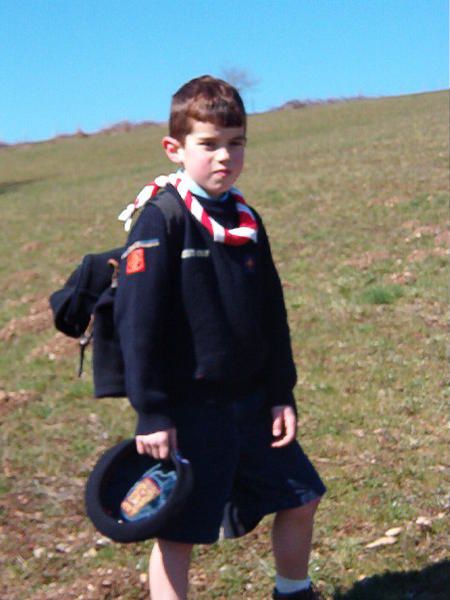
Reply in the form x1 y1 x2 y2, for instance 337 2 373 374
275 574 311 594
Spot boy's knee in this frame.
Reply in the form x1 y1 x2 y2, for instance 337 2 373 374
155 538 194 557
304 496 321 515
278 497 322 523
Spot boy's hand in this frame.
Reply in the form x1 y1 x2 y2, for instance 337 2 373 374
135 428 177 460
271 405 297 447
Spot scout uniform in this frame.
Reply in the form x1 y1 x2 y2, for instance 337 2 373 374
115 173 325 543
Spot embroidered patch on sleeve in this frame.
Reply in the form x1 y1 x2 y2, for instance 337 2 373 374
126 247 146 275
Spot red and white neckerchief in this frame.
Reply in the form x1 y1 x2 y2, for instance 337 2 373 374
118 173 258 245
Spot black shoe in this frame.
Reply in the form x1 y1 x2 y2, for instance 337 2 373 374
272 583 324 600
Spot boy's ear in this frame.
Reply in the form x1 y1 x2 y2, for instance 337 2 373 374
162 136 184 165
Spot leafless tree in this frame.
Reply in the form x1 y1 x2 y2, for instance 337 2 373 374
221 67 259 94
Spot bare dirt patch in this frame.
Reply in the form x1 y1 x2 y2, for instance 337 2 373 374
29 331 79 362
3 269 41 291
0 297 52 340
0 389 42 419
397 221 448 264
26 566 148 600
343 251 390 269
1 486 146 598
1 293 79 361
434 230 449 247
388 271 416 285
369 195 410 208
401 221 449 246
406 247 447 263
396 298 447 330
21 241 45 253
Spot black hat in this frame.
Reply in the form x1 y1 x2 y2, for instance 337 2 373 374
85 439 193 543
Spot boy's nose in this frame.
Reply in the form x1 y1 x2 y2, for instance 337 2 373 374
216 146 230 161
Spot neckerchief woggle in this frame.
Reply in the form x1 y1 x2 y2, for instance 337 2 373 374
118 173 258 246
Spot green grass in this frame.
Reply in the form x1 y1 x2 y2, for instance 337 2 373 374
1 91 448 599
358 284 404 305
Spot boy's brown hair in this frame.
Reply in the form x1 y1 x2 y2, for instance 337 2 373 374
169 75 246 142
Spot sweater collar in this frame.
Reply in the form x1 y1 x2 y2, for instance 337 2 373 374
176 169 230 202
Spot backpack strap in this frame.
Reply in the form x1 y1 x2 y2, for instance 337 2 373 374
150 185 186 261
151 185 186 235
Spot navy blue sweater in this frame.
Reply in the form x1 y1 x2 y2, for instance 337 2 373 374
114 186 297 434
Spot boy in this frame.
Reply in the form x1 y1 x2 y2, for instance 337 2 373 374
115 75 325 599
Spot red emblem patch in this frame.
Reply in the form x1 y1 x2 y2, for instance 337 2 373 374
126 248 146 275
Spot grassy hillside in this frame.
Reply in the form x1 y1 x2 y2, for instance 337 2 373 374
1 91 448 599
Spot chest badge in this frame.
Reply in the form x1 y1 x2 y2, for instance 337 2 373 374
244 255 256 273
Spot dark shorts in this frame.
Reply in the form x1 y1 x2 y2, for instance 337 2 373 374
158 388 326 544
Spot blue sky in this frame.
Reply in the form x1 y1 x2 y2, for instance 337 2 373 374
1 0 448 144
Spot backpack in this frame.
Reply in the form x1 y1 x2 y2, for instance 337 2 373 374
49 189 185 398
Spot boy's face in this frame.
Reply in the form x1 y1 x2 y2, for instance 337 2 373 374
163 120 246 197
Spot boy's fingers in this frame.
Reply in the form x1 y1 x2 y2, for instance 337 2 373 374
284 411 297 442
272 413 283 437
271 415 285 447
271 433 288 447
159 440 170 460
135 431 172 459
271 406 297 447
155 434 169 460
169 428 178 452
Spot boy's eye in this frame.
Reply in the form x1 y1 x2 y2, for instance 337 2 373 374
198 138 245 149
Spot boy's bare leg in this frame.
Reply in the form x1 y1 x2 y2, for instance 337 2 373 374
149 539 193 600
271 498 320 579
